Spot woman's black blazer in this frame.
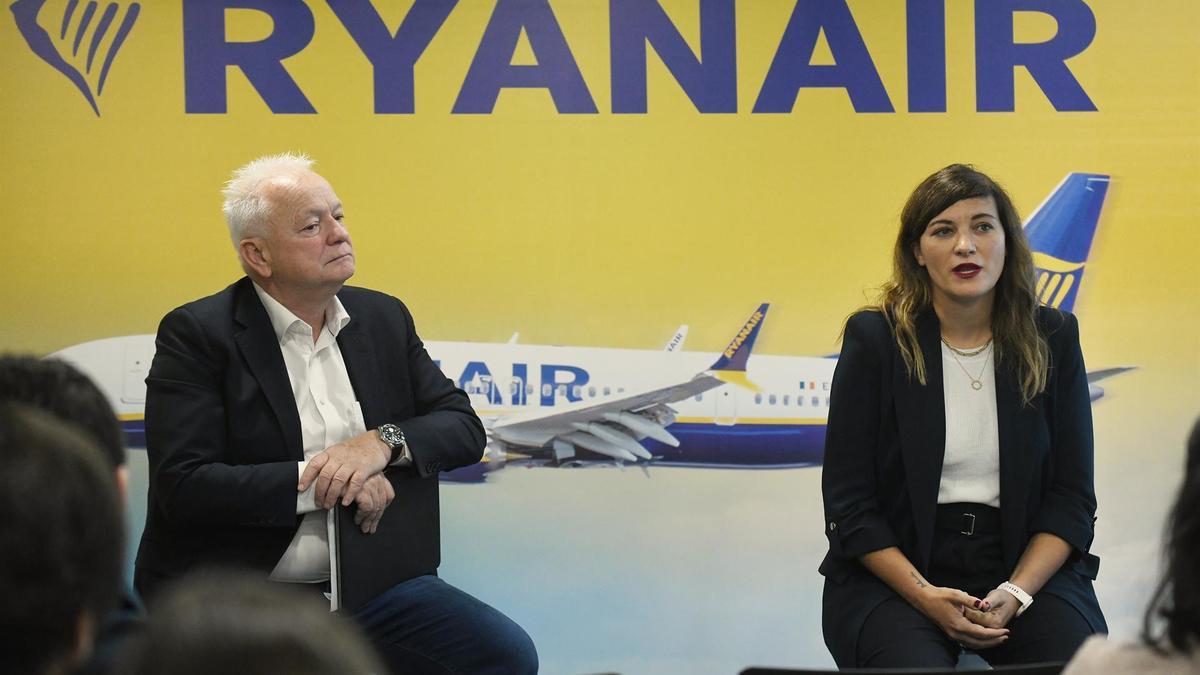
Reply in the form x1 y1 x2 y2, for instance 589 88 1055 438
819 306 1106 666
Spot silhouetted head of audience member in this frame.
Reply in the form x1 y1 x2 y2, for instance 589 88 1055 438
0 403 124 675
1142 416 1200 654
0 355 128 499
116 571 383 675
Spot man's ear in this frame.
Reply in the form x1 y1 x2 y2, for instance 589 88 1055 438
239 238 272 279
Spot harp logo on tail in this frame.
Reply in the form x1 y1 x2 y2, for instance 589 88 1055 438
1031 253 1085 310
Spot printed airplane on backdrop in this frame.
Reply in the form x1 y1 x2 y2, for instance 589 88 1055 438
51 173 1129 483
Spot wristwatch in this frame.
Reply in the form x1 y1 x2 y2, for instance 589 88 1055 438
998 581 1034 617
377 424 408 464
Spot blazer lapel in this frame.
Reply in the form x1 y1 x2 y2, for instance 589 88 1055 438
996 357 1035 571
894 309 946 571
232 280 304 461
335 301 384 431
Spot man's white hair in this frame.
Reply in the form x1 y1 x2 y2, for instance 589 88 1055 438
221 153 314 247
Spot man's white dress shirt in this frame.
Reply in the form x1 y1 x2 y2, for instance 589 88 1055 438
253 283 362 583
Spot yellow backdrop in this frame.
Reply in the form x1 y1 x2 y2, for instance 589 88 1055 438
3 1 1197 671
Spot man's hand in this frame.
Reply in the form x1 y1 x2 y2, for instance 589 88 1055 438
354 473 395 534
913 585 1010 650
298 429 390 509
963 587 1021 630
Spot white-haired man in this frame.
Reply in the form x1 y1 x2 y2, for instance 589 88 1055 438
135 154 537 674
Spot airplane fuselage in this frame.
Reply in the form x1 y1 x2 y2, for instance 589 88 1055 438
433 342 835 480
51 335 836 481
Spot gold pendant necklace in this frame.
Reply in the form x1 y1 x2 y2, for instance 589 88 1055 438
945 340 993 390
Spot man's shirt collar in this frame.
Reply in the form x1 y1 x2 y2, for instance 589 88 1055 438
252 282 351 344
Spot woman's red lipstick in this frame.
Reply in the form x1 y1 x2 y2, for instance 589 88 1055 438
953 263 981 279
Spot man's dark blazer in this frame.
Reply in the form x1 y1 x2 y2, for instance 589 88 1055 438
134 278 485 600
819 306 1106 667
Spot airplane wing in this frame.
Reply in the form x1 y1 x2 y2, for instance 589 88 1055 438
1087 365 1136 402
1087 366 1136 383
489 304 769 463
490 373 723 459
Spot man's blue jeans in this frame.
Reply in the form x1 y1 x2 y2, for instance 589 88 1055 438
352 575 538 675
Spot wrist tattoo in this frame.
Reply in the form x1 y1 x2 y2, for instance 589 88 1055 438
910 571 927 589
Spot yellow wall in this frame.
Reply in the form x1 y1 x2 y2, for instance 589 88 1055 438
4 1 1193 371
6 1 1195 427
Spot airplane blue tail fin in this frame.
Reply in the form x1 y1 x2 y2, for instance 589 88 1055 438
708 303 768 389
1024 173 1110 312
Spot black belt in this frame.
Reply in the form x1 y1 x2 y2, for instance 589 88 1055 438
935 503 1001 536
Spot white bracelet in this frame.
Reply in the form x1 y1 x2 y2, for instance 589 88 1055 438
998 581 1034 617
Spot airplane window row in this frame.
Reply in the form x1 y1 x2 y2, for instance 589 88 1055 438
471 379 831 406
689 392 832 408
473 381 627 402
532 384 624 399
752 393 828 407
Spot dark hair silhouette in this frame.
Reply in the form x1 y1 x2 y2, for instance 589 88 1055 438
0 355 125 468
117 570 383 675
0 403 123 674
1142 416 1200 653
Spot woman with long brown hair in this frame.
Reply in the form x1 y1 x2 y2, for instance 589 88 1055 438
819 164 1106 668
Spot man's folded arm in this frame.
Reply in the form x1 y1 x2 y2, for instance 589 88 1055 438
391 298 486 478
145 307 300 528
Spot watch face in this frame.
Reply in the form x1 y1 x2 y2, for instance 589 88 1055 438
380 424 403 448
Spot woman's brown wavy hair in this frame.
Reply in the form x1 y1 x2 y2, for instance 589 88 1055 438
870 164 1048 405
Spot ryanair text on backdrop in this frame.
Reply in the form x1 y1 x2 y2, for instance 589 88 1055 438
15 0 1100 116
